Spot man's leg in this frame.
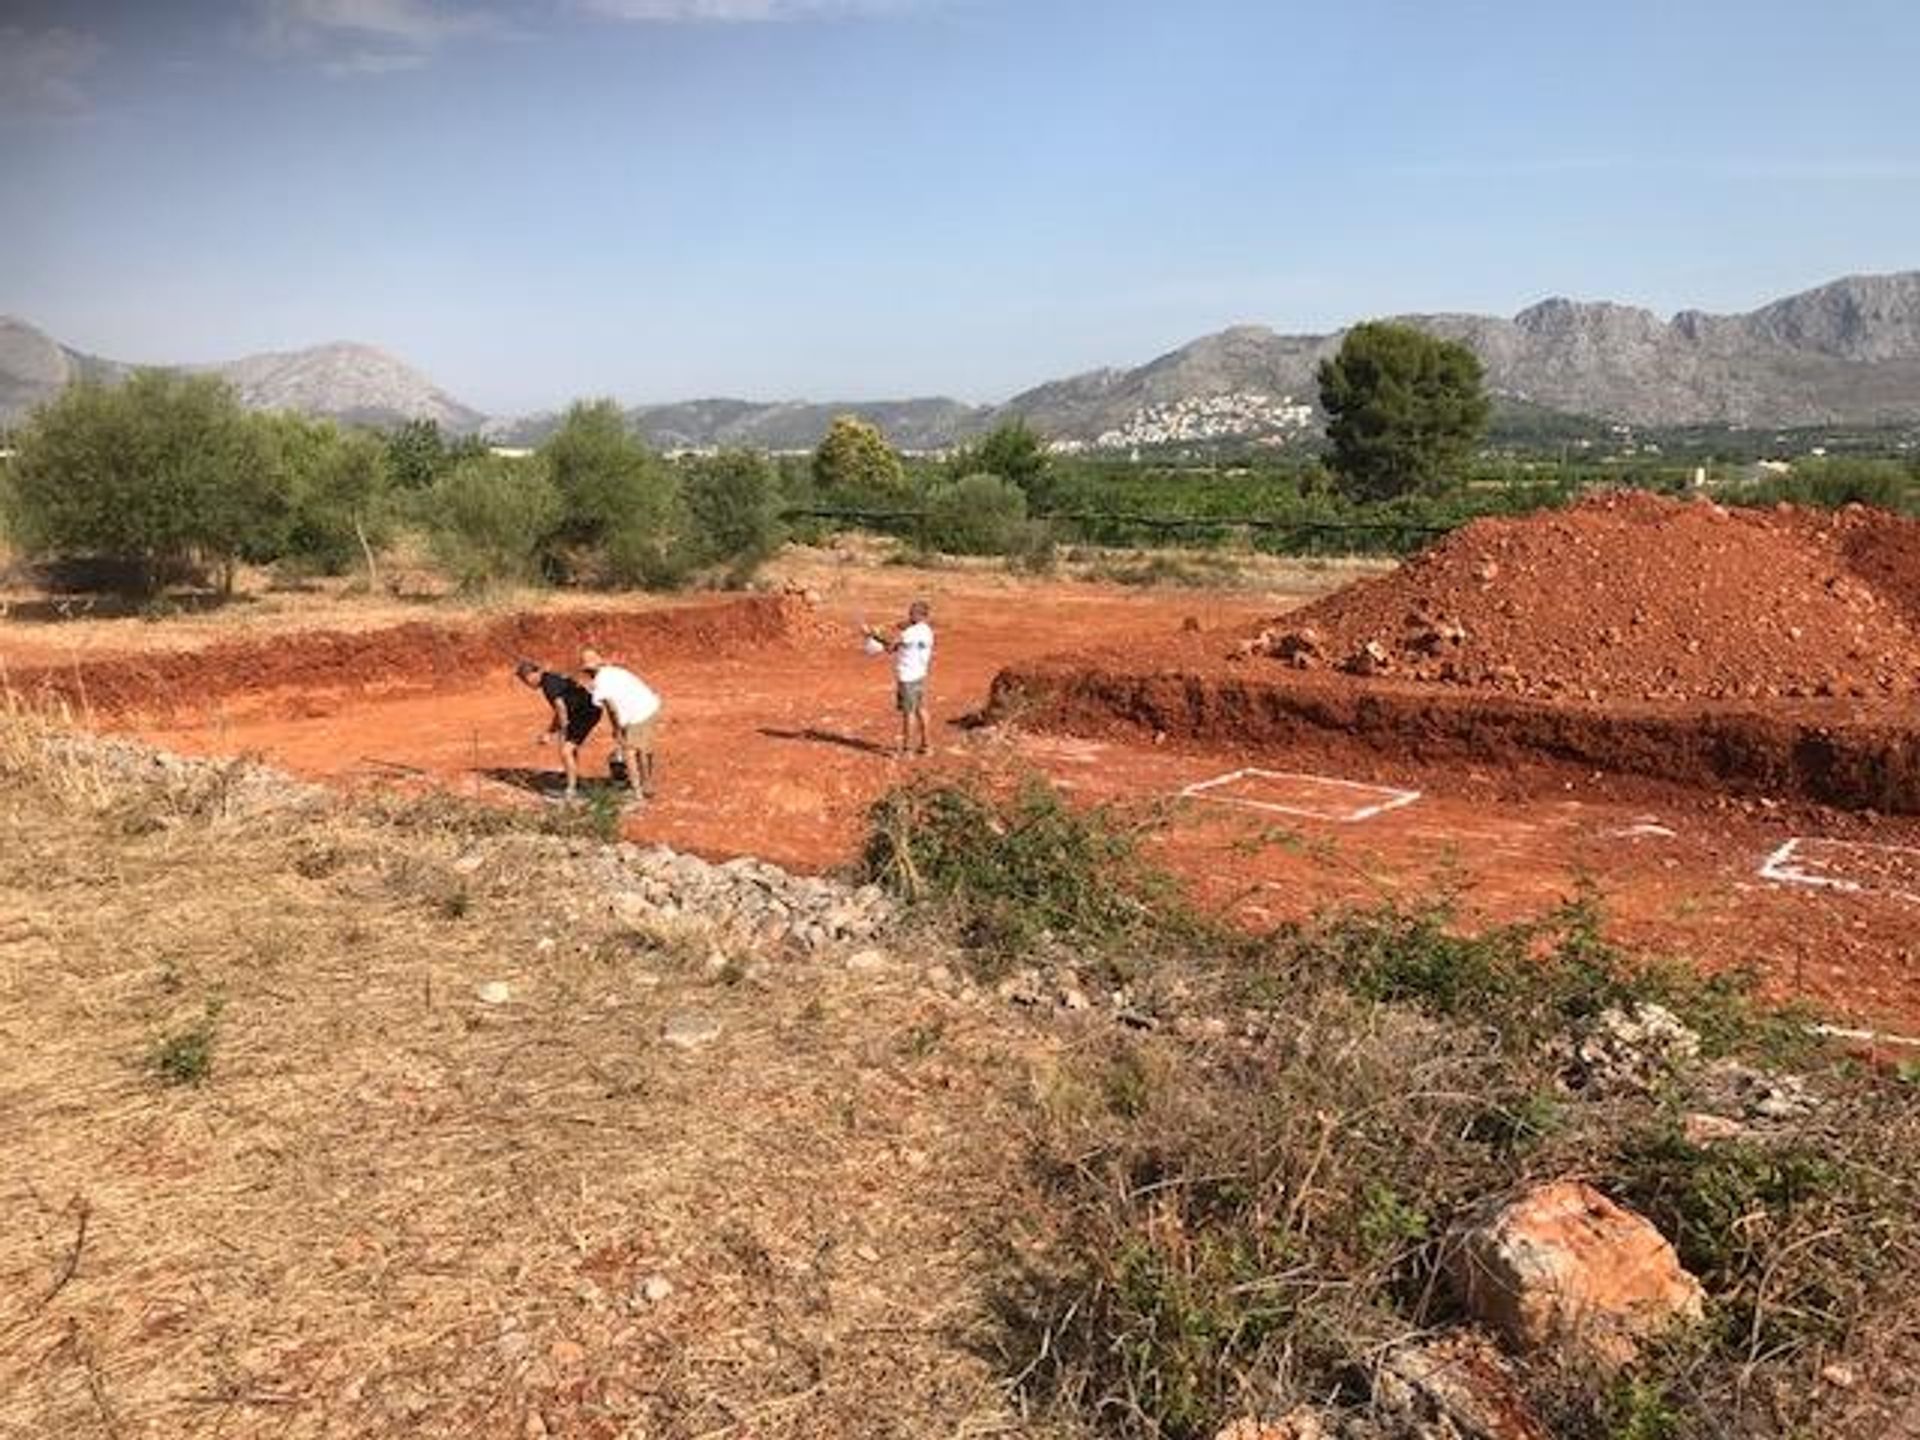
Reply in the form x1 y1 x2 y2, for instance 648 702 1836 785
622 725 646 797
559 738 580 797
636 717 658 797
912 699 930 756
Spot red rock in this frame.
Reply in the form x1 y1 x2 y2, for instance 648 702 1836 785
1446 1180 1704 1368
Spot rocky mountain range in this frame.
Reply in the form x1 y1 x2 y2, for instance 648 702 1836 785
0 319 483 434
5 271 1918 448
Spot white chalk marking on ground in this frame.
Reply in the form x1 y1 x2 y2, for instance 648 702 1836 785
1809 1023 1920 1051
1180 768 1422 824
1757 836 1920 904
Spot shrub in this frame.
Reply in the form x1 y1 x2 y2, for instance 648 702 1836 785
149 1002 223 1086
683 448 785 580
945 419 1055 509
540 399 686 584
861 774 1183 964
1277 891 1810 1062
425 453 562 589
261 414 394 578
999 897 1918 1440
923 471 1031 556
1726 456 1913 513
812 414 907 501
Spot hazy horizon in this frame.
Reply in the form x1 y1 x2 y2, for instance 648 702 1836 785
4 0 1918 415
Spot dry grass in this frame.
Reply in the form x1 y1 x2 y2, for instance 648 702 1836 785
0 712 1052 1438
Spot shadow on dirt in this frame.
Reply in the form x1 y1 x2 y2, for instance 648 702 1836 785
0 592 257 624
758 726 893 756
479 767 634 802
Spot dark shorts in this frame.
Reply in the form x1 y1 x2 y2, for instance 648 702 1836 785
895 679 926 714
562 709 601 746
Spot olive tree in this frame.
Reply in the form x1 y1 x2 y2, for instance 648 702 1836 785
540 399 686 585
684 448 785 580
425 453 562 590
7 370 287 594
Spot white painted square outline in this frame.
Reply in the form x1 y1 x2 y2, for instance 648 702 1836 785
1179 767 1422 823
1758 836 1920 904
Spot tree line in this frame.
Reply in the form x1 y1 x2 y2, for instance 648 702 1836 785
0 376 793 596
7 327 1902 596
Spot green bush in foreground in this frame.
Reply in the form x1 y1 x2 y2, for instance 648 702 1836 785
899 777 1920 1440
861 774 1184 965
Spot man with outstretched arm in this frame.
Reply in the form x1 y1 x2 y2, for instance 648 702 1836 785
515 657 600 799
580 647 664 800
864 598 934 758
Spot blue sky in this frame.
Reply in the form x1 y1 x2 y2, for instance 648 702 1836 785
3 0 1917 416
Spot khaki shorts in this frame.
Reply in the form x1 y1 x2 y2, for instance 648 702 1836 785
895 680 926 714
618 713 660 753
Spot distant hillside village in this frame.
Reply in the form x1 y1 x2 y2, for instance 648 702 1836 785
1050 392 1318 456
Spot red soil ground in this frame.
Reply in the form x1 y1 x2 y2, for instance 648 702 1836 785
6 568 1917 1036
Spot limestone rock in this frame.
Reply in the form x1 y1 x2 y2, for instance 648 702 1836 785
1447 1181 1704 1368
1374 1331 1551 1440
1568 1002 1700 1095
661 1010 723 1050
1213 1406 1330 1440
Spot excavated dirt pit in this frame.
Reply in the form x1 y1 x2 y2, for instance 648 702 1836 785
6 569 1918 1032
991 494 1920 815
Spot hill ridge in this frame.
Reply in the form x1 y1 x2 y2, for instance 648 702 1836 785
6 270 1919 445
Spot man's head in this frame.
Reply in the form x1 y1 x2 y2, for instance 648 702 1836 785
514 658 542 688
908 599 930 623
580 647 606 673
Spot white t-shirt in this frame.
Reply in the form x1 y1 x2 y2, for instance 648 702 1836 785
895 621 934 684
589 665 661 726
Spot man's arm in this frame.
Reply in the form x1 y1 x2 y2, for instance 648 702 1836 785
547 696 569 737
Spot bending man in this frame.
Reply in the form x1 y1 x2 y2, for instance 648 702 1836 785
581 647 664 800
515 657 601 799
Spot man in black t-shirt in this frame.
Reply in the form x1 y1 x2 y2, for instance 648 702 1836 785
515 658 601 798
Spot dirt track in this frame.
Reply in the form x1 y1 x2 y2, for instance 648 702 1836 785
5 565 1917 1033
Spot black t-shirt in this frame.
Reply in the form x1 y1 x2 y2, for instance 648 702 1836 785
540 671 600 739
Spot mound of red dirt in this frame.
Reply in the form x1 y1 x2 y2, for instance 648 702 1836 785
8 594 835 719
1253 492 1920 703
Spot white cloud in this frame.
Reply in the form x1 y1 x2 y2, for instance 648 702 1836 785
252 0 502 74
577 0 925 20
0 25 103 117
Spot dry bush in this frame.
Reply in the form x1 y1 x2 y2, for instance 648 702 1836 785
994 898 1920 1440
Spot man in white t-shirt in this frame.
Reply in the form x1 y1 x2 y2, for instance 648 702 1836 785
864 599 934 758
581 648 663 799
